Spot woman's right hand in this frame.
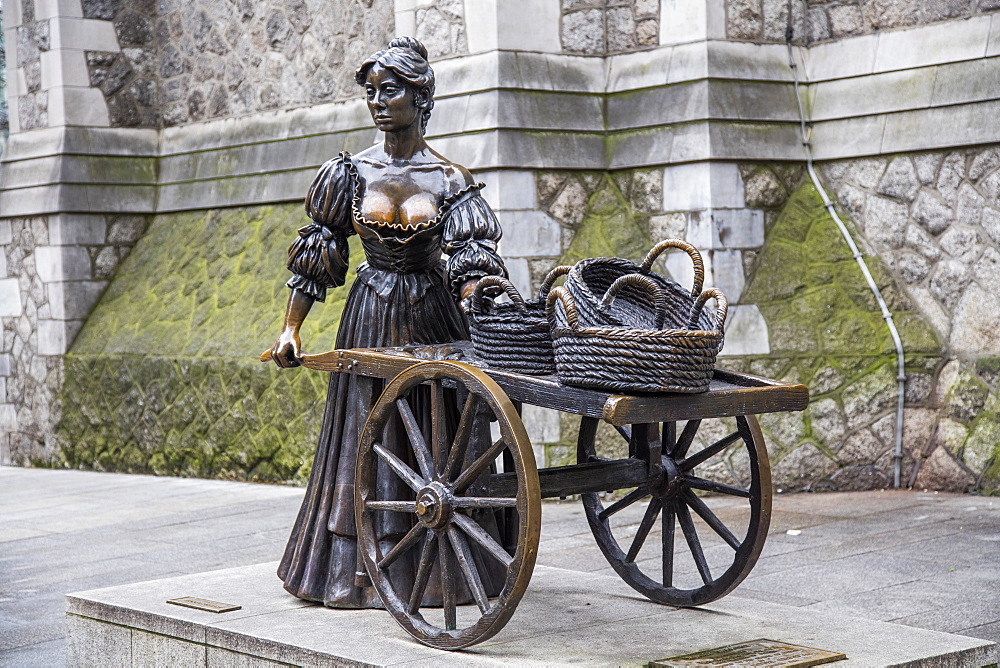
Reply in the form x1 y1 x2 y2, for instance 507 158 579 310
271 327 302 368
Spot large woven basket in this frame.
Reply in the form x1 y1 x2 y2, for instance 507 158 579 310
565 239 716 337
547 274 728 394
468 266 571 375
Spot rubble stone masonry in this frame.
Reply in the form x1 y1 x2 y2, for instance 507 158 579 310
727 0 1000 43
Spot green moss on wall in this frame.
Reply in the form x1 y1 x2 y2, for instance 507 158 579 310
558 175 653 267
73 204 354 357
743 183 940 358
57 203 356 482
731 182 950 491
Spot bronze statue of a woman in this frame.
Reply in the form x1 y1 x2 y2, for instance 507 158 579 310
271 37 508 608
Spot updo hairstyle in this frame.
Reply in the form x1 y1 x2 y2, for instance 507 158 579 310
355 37 436 134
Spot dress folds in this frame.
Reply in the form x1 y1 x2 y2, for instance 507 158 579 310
277 153 508 608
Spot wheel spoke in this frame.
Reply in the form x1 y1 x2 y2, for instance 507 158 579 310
598 487 650 521
452 496 518 509
683 475 751 498
395 398 434 481
676 502 712 585
366 500 417 512
452 512 514 569
378 522 427 569
439 532 457 631
407 532 438 614
430 379 446 474
673 420 702 459
447 526 490 614
374 443 425 492
443 392 479 482
683 490 741 550
678 431 742 471
662 422 677 457
662 501 675 588
451 437 507 494
626 498 662 563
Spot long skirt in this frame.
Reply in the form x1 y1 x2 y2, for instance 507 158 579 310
277 265 505 608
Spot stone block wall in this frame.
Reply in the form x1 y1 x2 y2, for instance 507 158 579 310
561 0 660 55
413 0 468 59
0 213 149 466
812 147 1000 492
805 0 1000 42
4 0 395 130
727 0 1000 44
11 0 50 130
34 153 1000 494
51 203 352 482
521 156 1000 494
729 180 946 492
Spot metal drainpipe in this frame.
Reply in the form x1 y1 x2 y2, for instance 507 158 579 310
782 36 908 488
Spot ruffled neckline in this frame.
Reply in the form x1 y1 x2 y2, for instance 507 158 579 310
339 152 484 234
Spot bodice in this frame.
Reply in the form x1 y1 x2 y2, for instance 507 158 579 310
353 219 444 274
288 152 506 303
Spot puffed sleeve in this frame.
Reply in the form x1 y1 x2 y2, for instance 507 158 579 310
440 185 507 297
285 154 356 302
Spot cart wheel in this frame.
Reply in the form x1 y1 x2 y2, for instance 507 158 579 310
355 361 541 650
581 415 771 606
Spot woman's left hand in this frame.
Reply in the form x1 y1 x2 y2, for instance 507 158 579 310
459 279 478 313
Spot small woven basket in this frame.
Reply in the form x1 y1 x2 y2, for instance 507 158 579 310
468 266 571 375
565 239 716 338
547 274 728 394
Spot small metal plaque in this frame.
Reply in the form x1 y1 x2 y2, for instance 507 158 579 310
649 639 846 667
166 597 242 613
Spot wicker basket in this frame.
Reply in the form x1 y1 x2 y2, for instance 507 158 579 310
468 266 571 375
547 274 728 394
565 239 716 336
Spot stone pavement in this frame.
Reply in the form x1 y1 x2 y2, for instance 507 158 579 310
2 466 999 666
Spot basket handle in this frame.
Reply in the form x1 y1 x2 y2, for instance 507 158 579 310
471 275 528 315
537 265 573 300
546 286 580 331
687 288 728 332
599 274 669 330
640 239 705 297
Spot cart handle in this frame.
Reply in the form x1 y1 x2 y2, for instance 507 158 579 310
688 288 728 332
599 273 668 330
640 239 705 297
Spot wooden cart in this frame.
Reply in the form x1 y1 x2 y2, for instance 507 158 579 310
285 342 808 650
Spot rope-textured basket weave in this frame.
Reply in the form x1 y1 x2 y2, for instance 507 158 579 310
547 274 728 394
468 266 571 375
565 239 716 338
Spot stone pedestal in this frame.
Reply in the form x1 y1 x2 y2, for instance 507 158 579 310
67 562 997 667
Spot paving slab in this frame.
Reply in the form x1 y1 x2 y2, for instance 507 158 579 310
66 562 997 667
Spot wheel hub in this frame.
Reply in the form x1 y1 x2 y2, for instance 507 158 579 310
414 481 452 529
649 456 683 500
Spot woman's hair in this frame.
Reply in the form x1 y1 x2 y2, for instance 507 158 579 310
355 37 436 134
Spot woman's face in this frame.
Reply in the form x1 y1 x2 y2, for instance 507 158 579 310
365 64 424 133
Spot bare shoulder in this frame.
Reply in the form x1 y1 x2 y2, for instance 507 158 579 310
443 163 475 193
424 146 474 193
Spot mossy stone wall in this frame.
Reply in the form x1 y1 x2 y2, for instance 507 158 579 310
531 170 999 495
53 164 1000 493
57 204 354 483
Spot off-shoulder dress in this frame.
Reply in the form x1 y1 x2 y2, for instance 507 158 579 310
277 153 508 608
